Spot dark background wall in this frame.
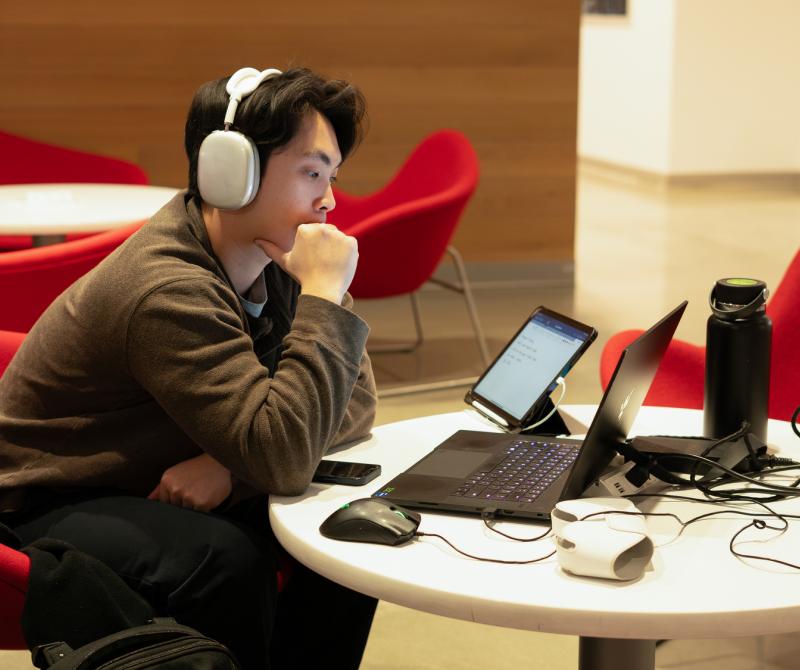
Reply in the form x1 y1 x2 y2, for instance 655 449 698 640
0 1 580 264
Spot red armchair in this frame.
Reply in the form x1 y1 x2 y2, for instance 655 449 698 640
0 330 25 375
600 249 800 421
0 543 29 650
329 130 489 373
0 222 142 332
1 330 31 650
0 130 149 250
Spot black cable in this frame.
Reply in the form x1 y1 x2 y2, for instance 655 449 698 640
629 491 751 504
729 523 800 570
411 509 553 564
482 516 552 542
415 531 556 565
627 491 800 571
793 405 800 439
651 451 800 495
720 496 800 569
757 457 800 469
700 422 750 459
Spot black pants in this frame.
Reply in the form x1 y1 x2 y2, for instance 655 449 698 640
7 493 377 670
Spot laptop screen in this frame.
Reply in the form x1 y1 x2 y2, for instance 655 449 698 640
472 312 592 421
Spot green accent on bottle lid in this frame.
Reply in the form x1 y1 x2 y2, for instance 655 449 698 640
727 278 758 286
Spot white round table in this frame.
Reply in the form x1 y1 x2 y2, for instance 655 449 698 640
0 183 179 245
270 406 800 670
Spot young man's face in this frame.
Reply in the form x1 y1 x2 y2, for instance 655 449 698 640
245 110 341 252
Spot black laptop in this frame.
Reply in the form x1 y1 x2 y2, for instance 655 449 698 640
373 302 687 520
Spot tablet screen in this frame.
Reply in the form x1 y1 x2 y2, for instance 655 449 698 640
472 311 592 421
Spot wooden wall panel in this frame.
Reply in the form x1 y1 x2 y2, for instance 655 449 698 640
0 1 579 263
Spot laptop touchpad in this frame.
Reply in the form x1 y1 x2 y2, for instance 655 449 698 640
407 450 493 478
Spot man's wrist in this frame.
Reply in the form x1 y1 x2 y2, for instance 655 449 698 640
300 285 345 305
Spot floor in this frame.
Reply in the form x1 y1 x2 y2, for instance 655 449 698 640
1 169 798 669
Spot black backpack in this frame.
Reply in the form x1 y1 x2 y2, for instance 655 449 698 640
32 618 240 670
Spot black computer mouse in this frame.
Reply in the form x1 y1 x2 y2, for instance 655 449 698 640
319 498 421 546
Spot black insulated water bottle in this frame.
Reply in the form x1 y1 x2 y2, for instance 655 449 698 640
704 278 771 442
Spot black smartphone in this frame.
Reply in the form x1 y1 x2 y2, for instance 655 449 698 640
464 306 597 432
312 460 382 486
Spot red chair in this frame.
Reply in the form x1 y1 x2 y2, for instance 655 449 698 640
1 330 31 650
0 130 149 250
0 330 25 375
329 130 489 379
0 222 143 332
0 543 29 650
600 248 800 421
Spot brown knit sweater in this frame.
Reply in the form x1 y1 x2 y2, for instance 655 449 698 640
0 192 377 508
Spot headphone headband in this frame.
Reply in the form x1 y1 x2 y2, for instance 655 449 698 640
223 67 283 127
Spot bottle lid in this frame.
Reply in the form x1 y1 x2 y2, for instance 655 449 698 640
714 278 767 306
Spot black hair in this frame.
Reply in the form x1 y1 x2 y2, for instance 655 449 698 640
184 67 367 202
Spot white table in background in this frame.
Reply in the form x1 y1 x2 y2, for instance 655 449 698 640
270 405 800 670
0 183 178 245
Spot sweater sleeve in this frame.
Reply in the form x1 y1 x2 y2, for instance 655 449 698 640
125 279 371 496
328 292 377 447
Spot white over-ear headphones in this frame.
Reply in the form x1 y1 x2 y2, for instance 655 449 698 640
197 67 283 210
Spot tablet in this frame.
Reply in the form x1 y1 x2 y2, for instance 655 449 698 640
464 306 597 432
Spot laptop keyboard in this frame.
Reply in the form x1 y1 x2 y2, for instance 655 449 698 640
450 440 579 503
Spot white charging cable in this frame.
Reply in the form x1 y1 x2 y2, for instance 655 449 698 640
520 376 567 432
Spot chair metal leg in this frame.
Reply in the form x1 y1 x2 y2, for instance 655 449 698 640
428 245 491 367
374 245 491 398
367 292 424 354
449 245 491 367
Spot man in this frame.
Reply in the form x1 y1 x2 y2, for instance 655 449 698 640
0 67 377 669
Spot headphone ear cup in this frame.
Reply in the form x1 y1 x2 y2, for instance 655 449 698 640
197 130 260 210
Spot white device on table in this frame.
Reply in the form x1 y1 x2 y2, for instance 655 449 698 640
551 498 654 581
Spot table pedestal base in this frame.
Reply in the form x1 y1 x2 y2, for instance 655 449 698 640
579 637 655 670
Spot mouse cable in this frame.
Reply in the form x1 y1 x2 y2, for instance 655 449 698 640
412 510 554 564
415 531 556 565
480 509 552 542
520 377 566 433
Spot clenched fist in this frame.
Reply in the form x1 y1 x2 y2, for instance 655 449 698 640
255 223 358 305
147 453 232 512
